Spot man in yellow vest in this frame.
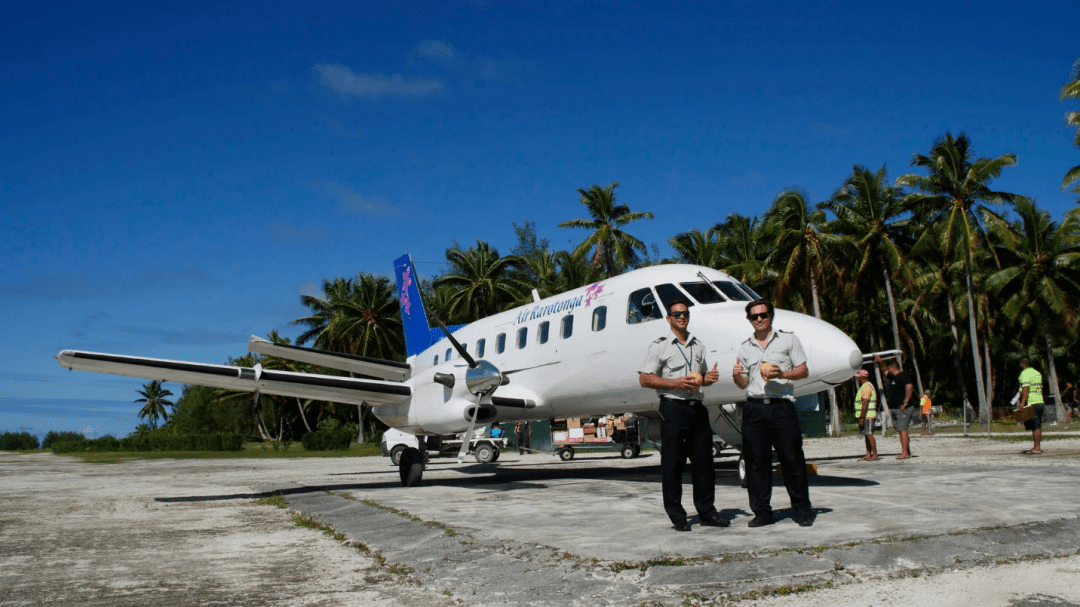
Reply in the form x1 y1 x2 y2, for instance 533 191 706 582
855 370 878 461
1018 357 1045 455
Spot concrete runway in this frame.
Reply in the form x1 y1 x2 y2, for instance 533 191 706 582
2 434 1080 606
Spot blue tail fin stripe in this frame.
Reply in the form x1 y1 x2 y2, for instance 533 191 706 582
393 254 434 358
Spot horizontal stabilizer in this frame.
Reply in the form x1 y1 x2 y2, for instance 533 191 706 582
247 336 410 381
56 350 411 406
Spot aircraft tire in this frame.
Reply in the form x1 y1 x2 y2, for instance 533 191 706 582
399 448 424 487
474 443 496 464
558 446 574 461
390 444 407 466
738 455 747 489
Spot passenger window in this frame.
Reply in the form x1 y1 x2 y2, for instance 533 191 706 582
446 348 452 361
561 315 573 339
592 306 607 331
517 327 528 349
680 281 725 304
655 284 695 315
497 333 506 354
434 355 439 365
627 287 664 324
538 321 550 344
476 339 486 358
713 281 752 301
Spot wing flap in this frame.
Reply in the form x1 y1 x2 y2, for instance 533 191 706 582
56 350 411 406
247 336 410 381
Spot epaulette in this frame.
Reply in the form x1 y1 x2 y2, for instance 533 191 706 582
778 329 792 334
653 336 668 344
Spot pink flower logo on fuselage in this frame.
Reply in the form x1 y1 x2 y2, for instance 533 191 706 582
584 282 605 307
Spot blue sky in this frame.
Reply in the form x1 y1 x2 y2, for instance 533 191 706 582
2 0 1078 438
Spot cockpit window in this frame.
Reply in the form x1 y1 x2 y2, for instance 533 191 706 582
737 282 762 300
654 283 695 315
713 281 752 301
627 287 664 324
680 281 726 304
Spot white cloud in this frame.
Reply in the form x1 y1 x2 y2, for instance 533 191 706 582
313 63 444 98
313 180 407 218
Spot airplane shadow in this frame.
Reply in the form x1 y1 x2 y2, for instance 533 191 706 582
154 460 875 503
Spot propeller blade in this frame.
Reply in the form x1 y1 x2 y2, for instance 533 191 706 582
457 400 481 463
433 317 478 369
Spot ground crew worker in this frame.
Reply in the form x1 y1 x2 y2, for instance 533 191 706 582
1018 358 1045 455
919 390 934 436
638 299 726 532
732 299 814 528
855 370 878 460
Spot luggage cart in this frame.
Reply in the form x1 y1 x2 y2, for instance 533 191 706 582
537 416 648 461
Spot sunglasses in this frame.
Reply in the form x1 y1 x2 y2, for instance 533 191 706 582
669 311 690 318
748 313 770 321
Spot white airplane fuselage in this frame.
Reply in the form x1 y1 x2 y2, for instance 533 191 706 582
376 265 862 448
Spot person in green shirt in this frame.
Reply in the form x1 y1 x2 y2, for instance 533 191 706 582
1018 357 1045 454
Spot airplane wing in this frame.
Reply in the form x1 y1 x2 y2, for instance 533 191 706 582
247 336 410 381
56 350 411 406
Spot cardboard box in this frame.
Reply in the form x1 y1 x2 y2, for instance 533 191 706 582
553 431 568 443
568 428 584 443
567 419 582 429
583 423 596 435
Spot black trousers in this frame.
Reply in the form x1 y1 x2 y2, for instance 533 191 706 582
659 398 717 523
516 428 531 452
742 399 812 516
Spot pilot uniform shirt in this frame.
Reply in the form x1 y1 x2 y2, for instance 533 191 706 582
737 330 807 402
640 333 709 401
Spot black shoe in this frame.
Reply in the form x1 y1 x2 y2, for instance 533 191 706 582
699 515 730 528
794 513 814 527
747 513 774 528
672 521 692 532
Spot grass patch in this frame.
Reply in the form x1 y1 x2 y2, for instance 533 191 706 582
288 510 418 580
257 495 288 509
57 440 383 463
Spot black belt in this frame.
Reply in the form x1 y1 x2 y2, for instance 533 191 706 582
747 397 785 405
661 397 702 405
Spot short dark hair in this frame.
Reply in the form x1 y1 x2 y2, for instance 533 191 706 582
667 299 691 314
1020 357 1031 367
745 299 774 318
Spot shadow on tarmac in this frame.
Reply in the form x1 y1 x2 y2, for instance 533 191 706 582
154 460 876 503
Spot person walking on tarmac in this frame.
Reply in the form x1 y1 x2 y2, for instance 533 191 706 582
875 355 915 459
732 299 814 528
638 299 725 532
1018 357 1045 455
855 370 879 461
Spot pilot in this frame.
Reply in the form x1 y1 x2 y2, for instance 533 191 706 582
639 299 725 532
732 299 813 528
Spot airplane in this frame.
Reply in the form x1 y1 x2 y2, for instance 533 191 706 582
56 253 865 487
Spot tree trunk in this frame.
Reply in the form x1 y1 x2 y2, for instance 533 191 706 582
983 338 993 416
946 295 973 434
357 404 368 444
882 264 902 359
866 311 890 436
1046 331 1066 423
809 272 841 436
296 398 312 432
962 243 989 422
905 335 925 396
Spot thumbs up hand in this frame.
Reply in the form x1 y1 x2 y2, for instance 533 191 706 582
704 363 719 385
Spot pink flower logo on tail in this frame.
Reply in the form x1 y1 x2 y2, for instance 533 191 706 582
400 268 412 315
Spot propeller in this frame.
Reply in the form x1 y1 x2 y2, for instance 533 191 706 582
433 317 505 462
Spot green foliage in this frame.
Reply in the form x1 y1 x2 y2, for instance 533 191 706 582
42 431 86 449
0 432 40 450
300 428 354 451
558 181 654 277
51 433 243 453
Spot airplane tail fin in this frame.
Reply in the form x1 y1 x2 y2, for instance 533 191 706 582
394 254 433 358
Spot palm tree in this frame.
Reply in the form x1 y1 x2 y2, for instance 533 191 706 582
558 181 654 277
292 274 404 359
669 228 725 268
257 330 315 433
822 164 914 357
760 189 845 433
714 213 771 293
135 380 174 430
1061 58 1080 206
433 240 526 319
897 132 1021 421
985 199 1080 422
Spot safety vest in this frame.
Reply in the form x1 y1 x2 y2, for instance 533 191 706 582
856 382 877 419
